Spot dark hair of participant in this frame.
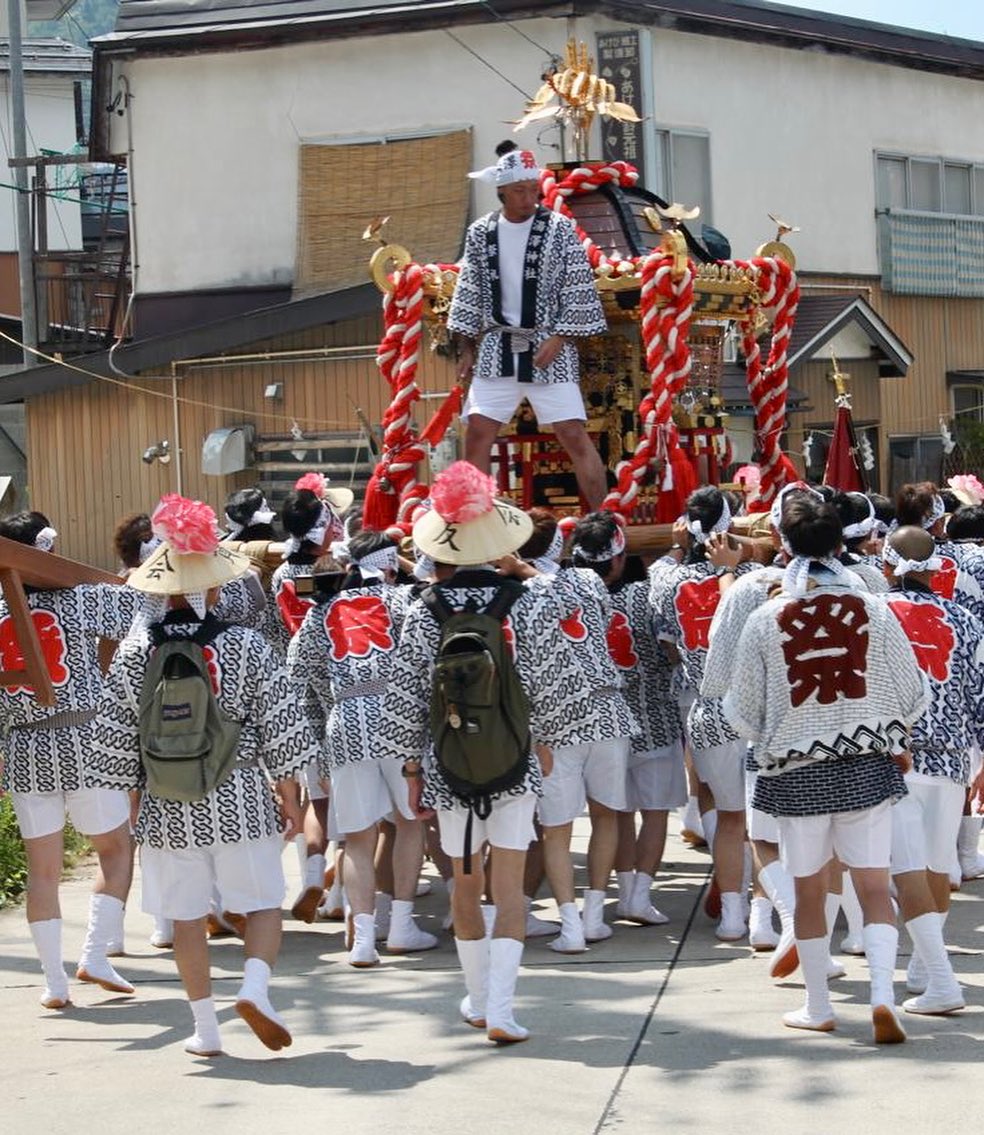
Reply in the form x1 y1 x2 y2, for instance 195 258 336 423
940 489 961 515
281 489 323 541
113 512 152 569
721 489 743 517
868 492 894 529
782 496 843 559
813 483 835 503
571 510 621 578
348 530 396 561
0 510 51 546
518 507 558 560
225 487 277 541
947 505 984 542
829 491 870 554
342 530 398 589
685 485 725 565
895 481 938 527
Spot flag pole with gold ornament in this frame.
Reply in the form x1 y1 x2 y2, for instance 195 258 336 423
823 352 867 493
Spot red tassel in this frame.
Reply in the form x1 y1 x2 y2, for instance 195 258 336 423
655 447 698 523
419 385 464 447
363 468 399 531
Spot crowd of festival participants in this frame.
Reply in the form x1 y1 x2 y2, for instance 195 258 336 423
5 462 984 1057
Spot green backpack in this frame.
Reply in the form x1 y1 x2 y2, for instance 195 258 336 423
138 615 241 804
421 571 531 863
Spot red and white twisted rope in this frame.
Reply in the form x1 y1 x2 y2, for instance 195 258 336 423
602 250 695 517
736 257 800 510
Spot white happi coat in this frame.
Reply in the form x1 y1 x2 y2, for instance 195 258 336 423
286 580 414 777
448 207 606 385
0 583 140 795
88 617 318 850
376 569 599 812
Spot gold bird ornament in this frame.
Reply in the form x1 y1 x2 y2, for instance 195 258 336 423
361 216 391 244
513 39 641 162
767 213 801 241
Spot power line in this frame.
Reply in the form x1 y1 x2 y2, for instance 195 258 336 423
443 29 533 101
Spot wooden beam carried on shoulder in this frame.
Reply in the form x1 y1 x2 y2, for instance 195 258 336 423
0 536 121 706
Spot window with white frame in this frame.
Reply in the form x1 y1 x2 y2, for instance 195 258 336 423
876 153 984 216
653 129 711 224
875 151 984 295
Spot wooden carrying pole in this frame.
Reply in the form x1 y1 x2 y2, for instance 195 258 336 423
0 536 120 706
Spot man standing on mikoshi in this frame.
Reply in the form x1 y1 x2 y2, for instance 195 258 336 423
449 142 609 509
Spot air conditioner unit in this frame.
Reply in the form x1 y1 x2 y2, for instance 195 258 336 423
202 425 255 476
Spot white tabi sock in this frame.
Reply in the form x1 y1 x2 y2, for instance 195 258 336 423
616 871 636 909
30 918 70 1007
863 922 899 1008
186 996 223 1056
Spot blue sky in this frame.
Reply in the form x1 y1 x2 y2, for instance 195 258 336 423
778 0 984 41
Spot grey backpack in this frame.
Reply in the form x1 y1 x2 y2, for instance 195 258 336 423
138 616 241 803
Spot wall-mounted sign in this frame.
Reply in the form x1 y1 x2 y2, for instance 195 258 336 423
596 30 645 169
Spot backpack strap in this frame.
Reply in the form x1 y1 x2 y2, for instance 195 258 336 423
191 613 229 648
483 579 526 622
420 583 456 626
148 613 228 649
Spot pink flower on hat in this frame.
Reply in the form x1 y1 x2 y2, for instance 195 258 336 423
295 472 327 497
948 474 984 506
151 494 220 554
430 461 496 523
735 464 761 490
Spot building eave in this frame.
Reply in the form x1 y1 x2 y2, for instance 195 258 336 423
0 282 380 404
96 1 984 74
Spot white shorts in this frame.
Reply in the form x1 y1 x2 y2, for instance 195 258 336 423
11 788 129 841
778 800 894 879
891 774 964 876
462 375 586 425
745 768 780 844
689 739 746 812
537 738 629 826
330 758 414 835
625 742 687 812
140 834 286 921
439 792 537 858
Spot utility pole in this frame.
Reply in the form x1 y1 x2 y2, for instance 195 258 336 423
7 0 38 367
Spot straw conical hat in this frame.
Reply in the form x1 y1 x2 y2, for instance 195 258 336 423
127 540 251 596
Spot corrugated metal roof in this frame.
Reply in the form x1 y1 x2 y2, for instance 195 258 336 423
101 0 984 84
0 37 90 74
109 0 489 35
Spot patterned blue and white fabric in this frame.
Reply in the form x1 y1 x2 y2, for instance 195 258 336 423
286 581 413 775
934 540 984 622
752 753 907 818
377 569 597 812
526 566 636 741
884 585 984 785
265 555 319 658
447 209 606 385
607 579 681 753
0 583 139 795
724 580 930 776
88 619 318 850
650 560 756 751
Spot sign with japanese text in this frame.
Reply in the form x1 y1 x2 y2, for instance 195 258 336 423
596 30 645 168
